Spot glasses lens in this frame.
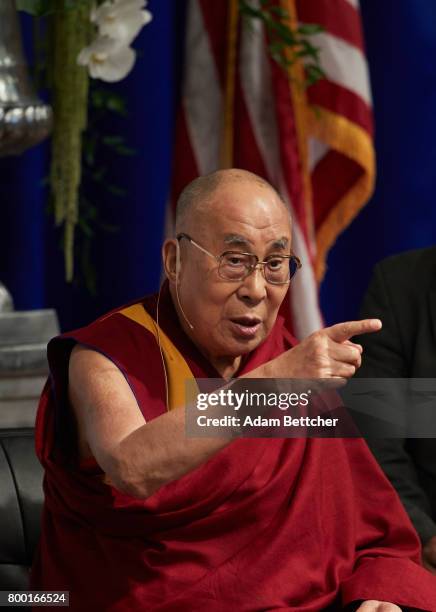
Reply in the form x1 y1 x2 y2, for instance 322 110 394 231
289 256 300 280
219 252 300 284
219 252 255 280
264 256 291 284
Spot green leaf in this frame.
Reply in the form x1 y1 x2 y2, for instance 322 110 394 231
269 49 284 65
87 206 98 220
305 64 325 86
89 167 107 183
112 144 136 156
239 2 264 20
269 6 289 18
90 89 108 109
267 20 296 45
297 23 324 35
90 89 128 116
83 137 96 166
102 135 125 146
78 217 94 238
268 41 286 54
106 97 128 116
105 184 127 197
295 39 320 60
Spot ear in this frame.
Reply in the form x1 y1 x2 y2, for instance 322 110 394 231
162 239 178 283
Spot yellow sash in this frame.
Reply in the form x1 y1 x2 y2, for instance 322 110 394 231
119 303 197 411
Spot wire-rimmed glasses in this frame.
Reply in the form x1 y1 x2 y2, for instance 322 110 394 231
176 233 302 285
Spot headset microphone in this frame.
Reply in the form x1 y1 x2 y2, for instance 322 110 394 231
175 240 194 330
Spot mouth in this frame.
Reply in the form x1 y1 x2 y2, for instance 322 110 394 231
229 316 262 339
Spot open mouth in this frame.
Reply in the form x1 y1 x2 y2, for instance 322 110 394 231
229 316 262 338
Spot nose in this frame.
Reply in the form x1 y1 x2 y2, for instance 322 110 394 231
237 265 267 304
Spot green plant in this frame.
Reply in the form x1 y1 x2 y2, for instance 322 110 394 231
18 0 134 288
239 0 325 87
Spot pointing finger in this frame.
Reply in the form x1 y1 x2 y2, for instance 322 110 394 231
326 319 382 343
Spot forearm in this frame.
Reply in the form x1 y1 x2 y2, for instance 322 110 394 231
72 344 271 500
111 397 235 498
109 374 273 498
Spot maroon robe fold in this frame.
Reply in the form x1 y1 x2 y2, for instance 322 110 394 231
30 284 436 611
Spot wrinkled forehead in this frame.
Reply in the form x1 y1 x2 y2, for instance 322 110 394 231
218 232 291 252
192 175 288 218
191 180 292 243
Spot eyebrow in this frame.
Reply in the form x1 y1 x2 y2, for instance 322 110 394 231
270 237 289 250
223 234 254 248
222 234 289 251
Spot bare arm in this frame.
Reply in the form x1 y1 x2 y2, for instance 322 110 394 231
69 319 382 499
68 344 233 499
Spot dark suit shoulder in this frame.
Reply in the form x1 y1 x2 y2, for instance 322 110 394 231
376 246 436 294
358 245 436 377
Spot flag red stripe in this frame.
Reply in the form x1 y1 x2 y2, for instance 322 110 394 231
233 76 270 181
307 79 373 136
170 109 199 210
269 56 312 254
311 151 363 228
198 0 228 88
297 0 365 52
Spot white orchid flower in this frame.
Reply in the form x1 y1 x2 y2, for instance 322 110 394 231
91 0 152 46
77 36 136 83
78 0 152 82
91 0 148 21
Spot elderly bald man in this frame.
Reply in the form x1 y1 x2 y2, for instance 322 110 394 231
30 170 436 611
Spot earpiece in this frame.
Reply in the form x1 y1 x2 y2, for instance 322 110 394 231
174 239 194 330
175 238 181 278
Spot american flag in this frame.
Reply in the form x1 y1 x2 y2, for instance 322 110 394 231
169 0 374 339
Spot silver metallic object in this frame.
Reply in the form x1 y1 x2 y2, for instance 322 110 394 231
0 297 59 428
0 282 13 311
0 0 52 156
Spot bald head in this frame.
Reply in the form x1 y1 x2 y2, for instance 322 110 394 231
175 169 287 234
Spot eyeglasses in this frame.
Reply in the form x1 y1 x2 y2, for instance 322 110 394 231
176 233 302 285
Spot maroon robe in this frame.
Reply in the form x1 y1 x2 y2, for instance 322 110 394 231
30 284 436 611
